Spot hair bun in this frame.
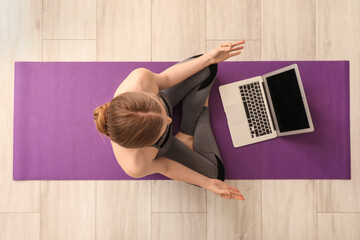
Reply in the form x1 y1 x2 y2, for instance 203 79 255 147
93 102 111 136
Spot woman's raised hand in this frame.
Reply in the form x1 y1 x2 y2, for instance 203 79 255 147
206 40 245 64
208 178 245 200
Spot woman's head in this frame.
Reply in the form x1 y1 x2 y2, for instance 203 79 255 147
93 91 172 148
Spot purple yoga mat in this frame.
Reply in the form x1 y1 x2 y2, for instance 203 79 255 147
13 61 350 180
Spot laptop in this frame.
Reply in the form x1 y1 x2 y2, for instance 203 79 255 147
219 64 314 148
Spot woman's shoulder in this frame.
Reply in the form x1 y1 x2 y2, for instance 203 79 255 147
111 140 158 174
113 68 159 98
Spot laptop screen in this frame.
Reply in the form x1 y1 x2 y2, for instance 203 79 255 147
265 69 310 132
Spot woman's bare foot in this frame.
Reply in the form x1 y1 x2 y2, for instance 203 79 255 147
175 132 194 150
204 94 209 107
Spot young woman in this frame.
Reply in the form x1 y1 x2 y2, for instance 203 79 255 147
94 41 245 200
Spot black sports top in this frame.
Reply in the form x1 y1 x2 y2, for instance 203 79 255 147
151 92 172 149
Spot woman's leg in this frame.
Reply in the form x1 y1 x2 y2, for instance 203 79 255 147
173 63 224 180
178 62 217 136
158 59 224 181
193 106 225 180
171 85 225 169
161 135 223 181
159 107 225 181
161 54 218 112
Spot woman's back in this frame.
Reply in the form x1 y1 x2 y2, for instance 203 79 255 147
110 69 161 176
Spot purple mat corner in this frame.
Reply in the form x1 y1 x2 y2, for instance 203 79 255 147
13 61 350 180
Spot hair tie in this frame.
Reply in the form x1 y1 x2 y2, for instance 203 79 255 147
104 104 109 133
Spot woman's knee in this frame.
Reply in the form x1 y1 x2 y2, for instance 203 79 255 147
200 152 225 181
197 63 218 91
215 154 225 181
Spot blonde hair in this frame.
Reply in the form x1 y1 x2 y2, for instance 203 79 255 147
93 91 164 148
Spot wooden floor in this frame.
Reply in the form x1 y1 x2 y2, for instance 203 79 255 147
0 0 359 239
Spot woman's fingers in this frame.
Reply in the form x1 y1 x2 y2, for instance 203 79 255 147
221 190 231 199
229 51 241 57
231 40 245 47
220 44 244 54
213 40 245 62
220 42 232 51
220 184 245 200
220 45 232 52
231 192 245 200
227 183 245 200
228 185 240 192
221 40 245 49
229 188 245 200
221 42 232 48
222 191 244 200
231 46 244 51
234 40 245 45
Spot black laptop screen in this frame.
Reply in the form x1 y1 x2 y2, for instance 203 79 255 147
265 69 310 132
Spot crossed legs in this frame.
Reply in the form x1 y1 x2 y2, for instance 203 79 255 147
159 55 225 180
174 94 209 150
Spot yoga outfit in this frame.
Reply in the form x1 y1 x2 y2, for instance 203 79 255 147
151 54 225 182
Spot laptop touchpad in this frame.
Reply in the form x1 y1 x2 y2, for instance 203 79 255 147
225 103 246 125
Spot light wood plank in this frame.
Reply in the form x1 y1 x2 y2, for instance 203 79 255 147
316 0 360 213
40 27 97 240
152 180 206 213
207 0 260 40
152 213 206 240
41 22 107 239
96 181 151 240
261 0 316 60
260 2 318 239
207 180 261 240
262 181 317 240
207 40 261 61
43 0 96 39
97 0 151 61
0 0 41 213
150 0 208 213
152 0 206 61
0 213 40 240
40 26 97 240
41 181 95 240
318 213 360 240
42 40 97 61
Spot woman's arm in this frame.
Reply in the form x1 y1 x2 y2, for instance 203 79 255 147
130 155 244 200
127 155 209 188
160 40 245 89
157 156 211 189
159 54 213 89
158 157 244 200
133 40 245 91
130 55 212 92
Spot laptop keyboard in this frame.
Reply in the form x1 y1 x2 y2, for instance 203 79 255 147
239 82 272 138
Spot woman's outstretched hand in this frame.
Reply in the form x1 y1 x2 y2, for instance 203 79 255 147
208 178 245 200
206 40 245 64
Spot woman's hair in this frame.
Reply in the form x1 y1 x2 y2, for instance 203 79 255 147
93 91 164 148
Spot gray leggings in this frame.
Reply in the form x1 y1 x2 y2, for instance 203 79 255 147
153 54 225 181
